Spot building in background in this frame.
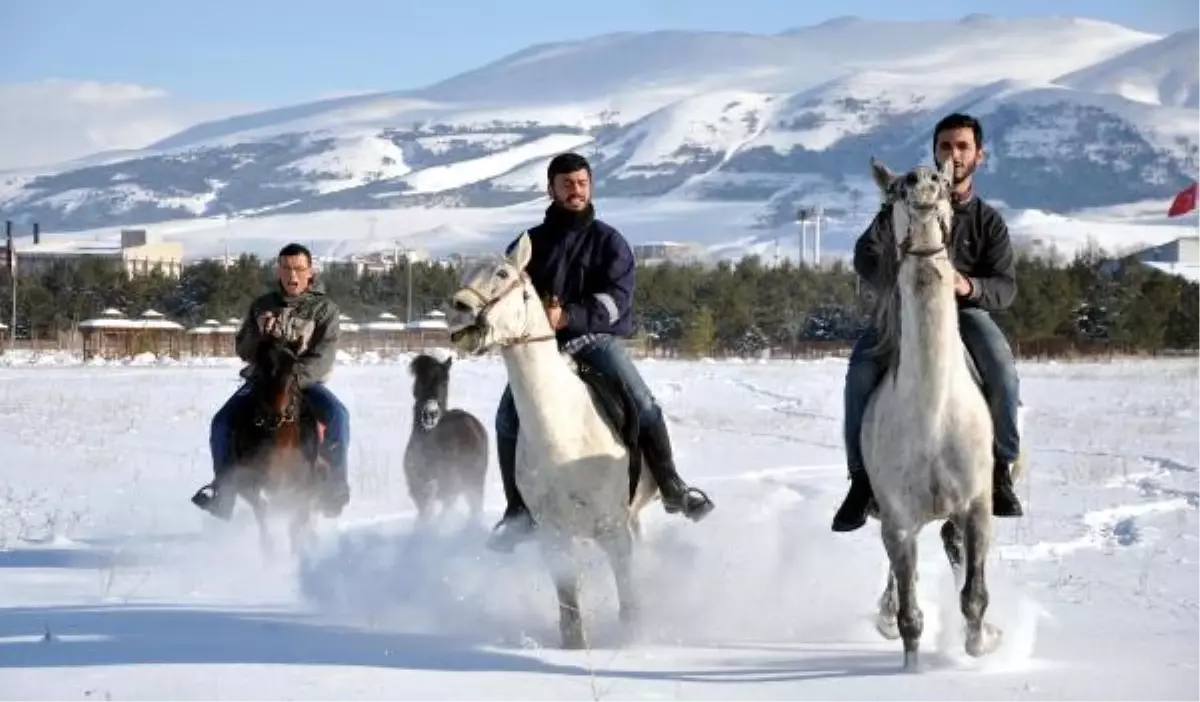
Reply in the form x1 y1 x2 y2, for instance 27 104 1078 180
1128 233 1199 282
16 228 185 279
631 241 706 267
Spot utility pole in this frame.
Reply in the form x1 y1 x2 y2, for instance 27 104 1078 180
406 247 414 323
796 207 811 267
814 204 823 267
5 220 16 351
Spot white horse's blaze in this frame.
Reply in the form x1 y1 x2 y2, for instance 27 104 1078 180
446 231 657 648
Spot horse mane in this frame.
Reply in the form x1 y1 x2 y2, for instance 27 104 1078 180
865 203 903 370
408 353 445 379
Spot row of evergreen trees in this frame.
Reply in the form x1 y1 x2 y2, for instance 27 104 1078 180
1 245 1195 357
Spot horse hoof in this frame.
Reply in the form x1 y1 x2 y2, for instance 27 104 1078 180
875 614 900 640
965 622 1002 657
902 648 919 672
561 633 587 650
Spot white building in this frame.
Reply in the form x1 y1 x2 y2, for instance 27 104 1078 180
16 228 184 279
1130 234 1200 282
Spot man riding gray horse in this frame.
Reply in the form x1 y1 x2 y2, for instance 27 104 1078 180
833 112 1024 533
191 242 351 519
487 152 715 552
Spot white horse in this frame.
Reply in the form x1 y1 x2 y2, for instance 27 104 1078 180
860 155 1024 670
445 232 659 649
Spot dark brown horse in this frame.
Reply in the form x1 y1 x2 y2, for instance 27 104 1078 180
228 334 329 556
403 353 488 523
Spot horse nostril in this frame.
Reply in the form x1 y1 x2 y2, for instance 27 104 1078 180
452 300 472 314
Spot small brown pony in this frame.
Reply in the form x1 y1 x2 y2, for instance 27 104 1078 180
227 333 329 557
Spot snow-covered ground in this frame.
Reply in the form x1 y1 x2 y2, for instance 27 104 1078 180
0 352 1196 700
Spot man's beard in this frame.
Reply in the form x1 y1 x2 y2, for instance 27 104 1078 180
555 194 589 211
951 160 977 186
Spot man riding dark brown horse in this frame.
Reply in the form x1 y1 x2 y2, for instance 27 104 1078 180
191 242 351 519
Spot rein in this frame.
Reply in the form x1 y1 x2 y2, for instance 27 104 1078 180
899 212 952 259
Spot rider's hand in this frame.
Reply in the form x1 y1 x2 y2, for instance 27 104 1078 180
257 312 282 338
953 273 973 297
544 297 566 330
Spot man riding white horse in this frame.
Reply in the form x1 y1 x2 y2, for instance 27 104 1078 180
487 152 715 552
833 112 1024 532
191 242 351 519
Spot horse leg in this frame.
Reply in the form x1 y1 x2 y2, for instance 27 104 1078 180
940 519 966 590
962 498 1002 657
881 523 922 671
289 505 314 557
875 569 900 640
540 533 586 650
246 491 273 558
597 522 639 631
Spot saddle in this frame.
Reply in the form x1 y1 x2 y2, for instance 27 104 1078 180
572 359 644 503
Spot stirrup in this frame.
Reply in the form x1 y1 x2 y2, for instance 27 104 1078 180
191 484 216 508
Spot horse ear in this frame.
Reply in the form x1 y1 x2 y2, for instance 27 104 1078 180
870 157 895 194
511 231 533 271
938 155 954 184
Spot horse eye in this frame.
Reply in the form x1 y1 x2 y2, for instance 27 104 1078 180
904 172 918 186
496 269 509 280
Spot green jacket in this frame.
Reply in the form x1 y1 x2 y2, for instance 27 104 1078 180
235 278 340 387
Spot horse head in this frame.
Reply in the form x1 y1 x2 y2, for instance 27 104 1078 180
870 156 955 258
408 353 452 431
251 333 305 429
445 232 554 355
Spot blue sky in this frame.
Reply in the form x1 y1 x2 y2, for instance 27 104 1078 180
2 0 1196 103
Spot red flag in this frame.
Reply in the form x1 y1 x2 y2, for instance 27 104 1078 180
1168 181 1197 217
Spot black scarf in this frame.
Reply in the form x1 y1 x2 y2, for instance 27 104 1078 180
542 201 595 231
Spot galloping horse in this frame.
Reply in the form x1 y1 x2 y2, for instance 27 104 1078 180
228 333 329 557
446 233 659 649
860 156 1023 670
403 353 489 523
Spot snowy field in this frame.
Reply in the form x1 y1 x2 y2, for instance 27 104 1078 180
0 353 1196 700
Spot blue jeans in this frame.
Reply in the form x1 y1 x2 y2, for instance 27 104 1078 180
495 336 661 443
843 307 1020 473
210 381 350 479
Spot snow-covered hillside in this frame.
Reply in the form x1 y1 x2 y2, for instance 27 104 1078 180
0 354 1196 699
0 14 1196 249
1056 28 1200 108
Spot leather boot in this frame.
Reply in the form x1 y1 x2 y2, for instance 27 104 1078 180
992 459 1023 517
486 434 536 552
831 468 874 532
641 414 714 521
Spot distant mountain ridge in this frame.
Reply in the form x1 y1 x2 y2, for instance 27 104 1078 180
1 15 1196 233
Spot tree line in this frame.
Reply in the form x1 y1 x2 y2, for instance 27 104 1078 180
0 245 1195 358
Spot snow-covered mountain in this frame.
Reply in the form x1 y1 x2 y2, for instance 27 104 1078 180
1 15 1196 235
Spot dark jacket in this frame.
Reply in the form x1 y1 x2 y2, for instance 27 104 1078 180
853 194 1017 311
235 277 341 388
505 203 637 344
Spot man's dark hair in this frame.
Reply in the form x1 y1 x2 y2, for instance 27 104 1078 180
547 152 592 181
278 242 312 265
932 113 984 150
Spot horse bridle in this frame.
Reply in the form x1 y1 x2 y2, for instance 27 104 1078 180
900 214 952 258
455 270 557 347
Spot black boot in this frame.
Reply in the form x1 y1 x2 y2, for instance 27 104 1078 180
318 441 350 517
992 459 1023 517
831 468 874 532
641 414 715 521
485 435 536 553
192 470 236 521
